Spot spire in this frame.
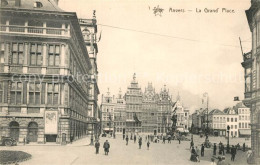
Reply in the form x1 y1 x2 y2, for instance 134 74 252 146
177 91 181 101
107 88 110 96
133 73 136 81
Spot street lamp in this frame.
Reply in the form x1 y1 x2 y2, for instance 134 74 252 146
226 125 230 153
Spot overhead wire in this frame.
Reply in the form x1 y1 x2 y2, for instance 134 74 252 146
98 23 250 49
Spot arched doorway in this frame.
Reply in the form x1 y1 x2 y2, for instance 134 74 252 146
28 122 38 142
9 121 19 141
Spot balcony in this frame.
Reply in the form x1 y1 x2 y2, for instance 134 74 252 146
0 25 70 37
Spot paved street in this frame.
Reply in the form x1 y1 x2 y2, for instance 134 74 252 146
0 135 249 165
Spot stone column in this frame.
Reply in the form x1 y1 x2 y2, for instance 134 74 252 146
23 42 28 73
42 43 47 74
60 44 66 75
4 42 10 73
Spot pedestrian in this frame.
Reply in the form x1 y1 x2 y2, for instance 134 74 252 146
195 146 200 159
138 138 142 149
23 136 26 145
190 141 194 149
243 143 246 152
123 134 125 140
126 135 129 145
231 145 236 161
147 141 150 150
95 140 100 154
168 135 171 143
103 140 110 155
162 136 165 144
201 144 205 157
210 157 217 165
221 144 225 155
130 133 133 140
213 143 217 155
134 135 136 143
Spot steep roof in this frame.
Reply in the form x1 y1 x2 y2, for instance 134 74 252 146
209 109 225 115
1 0 64 12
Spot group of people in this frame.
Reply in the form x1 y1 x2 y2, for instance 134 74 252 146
125 134 150 150
190 141 204 162
94 140 110 155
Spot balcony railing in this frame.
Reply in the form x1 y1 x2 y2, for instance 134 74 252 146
0 25 70 37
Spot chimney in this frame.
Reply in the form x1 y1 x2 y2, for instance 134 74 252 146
53 0 59 5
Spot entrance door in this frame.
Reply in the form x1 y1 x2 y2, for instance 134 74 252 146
9 121 19 141
62 133 66 143
28 122 38 142
46 135 57 142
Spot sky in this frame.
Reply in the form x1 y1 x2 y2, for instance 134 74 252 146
59 0 252 113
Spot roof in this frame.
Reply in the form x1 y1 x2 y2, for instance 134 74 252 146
234 102 248 110
209 109 225 115
1 0 64 12
223 107 237 115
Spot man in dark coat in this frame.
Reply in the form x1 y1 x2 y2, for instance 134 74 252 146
178 138 181 144
162 136 165 144
95 140 100 154
190 141 194 149
231 145 237 161
103 140 110 155
221 144 225 155
201 144 204 157
243 143 246 152
134 135 137 143
213 143 217 155
126 135 129 145
147 141 150 150
123 134 125 140
138 138 142 149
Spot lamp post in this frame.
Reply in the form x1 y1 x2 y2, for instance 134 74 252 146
227 125 230 153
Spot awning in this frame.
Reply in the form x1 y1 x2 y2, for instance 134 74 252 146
239 129 251 135
103 128 113 131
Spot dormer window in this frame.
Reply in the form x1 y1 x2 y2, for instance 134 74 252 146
34 1 43 8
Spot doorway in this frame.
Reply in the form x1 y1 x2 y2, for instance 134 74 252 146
28 122 38 142
9 121 19 141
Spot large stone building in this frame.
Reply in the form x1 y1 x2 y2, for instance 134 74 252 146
114 88 126 134
125 74 143 134
79 16 100 137
100 89 115 135
0 0 98 144
243 0 260 163
172 94 190 131
208 109 226 136
142 83 158 134
234 102 251 137
157 85 173 134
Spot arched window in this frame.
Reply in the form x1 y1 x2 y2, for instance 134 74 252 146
9 121 20 141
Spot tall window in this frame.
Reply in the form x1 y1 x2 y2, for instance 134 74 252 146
10 82 22 104
0 43 4 64
0 82 3 103
47 83 59 104
48 45 60 66
29 82 41 104
12 43 23 64
30 44 42 66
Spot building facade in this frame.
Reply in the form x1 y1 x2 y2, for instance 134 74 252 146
0 0 98 144
157 85 173 134
125 74 142 134
172 95 190 131
142 83 158 134
114 88 126 134
208 109 226 136
100 89 115 135
223 108 238 138
79 15 100 137
234 102 251 137
244 0 260 163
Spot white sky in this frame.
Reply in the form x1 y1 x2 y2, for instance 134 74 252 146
59 0 252 112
